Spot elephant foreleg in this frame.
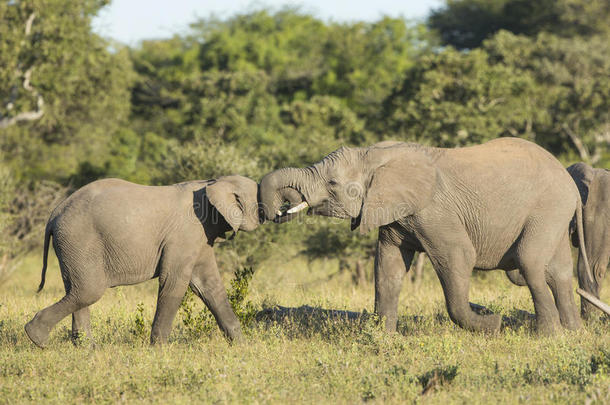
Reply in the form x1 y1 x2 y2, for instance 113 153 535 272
189 250 242 342
150 260 191 345
433 246 501 333
374 228 413 332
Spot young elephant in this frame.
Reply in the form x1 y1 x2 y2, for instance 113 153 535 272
567 163 609 318
25 175 259 347
260 138 593 335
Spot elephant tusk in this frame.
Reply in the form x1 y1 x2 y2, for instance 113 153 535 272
287 201 309 214
276 210 284 216
576 288 610 316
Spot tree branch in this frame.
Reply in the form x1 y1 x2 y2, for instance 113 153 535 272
562 123 590 163
24 12 36 36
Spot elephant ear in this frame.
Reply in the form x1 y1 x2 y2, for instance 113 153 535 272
205 176 259 233
358 149 437 235
567 163 594 247
567 162 593 205
205 180 243 233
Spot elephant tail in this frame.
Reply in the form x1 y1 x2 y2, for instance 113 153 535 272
37 224 52 293
574 199 594 287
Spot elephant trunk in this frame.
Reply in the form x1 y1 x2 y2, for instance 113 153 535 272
259 167 316 221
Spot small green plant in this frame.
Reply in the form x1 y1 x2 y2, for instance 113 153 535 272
179 289 216 339
590 350 610 376
132 302 147 339
227 267 258 327
178 267 258 340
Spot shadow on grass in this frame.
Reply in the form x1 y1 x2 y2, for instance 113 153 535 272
255 302 536 336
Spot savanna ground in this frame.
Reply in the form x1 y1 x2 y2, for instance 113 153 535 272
0 245 608 404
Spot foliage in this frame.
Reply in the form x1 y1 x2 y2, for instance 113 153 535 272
383 30 610 166
179 289 216 339
0 161 17 285
131 302 147 339
302 222 377 284
178 266 258 339
192 10 424 119
383 45 537 147
429 0 610 49
227 267 258 326
0 0 133 182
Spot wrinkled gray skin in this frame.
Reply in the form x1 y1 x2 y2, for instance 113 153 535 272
25 175 259 348
506 162 609 319
567 163 609 318
260 138 592 335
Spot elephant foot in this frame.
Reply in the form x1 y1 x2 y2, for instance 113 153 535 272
451 310 501 333
476 313 502 333
25 316 50 348
581 302 599 322
535 318 561 336
559 312 581 331
224 326 244 344
71 332 96 348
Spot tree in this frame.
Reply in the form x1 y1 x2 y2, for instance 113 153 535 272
192 10 424 126
429 0 610 49
0 0 133 182
484 31 610 164
383 44 538 147
383 30 610 166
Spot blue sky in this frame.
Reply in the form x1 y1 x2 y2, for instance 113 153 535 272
92 0 444 45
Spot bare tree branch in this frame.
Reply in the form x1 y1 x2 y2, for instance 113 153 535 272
562 123 590 163
24 12 36 35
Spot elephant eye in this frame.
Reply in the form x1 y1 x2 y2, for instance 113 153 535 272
329 179 338 186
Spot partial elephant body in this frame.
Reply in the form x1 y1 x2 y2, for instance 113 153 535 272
25 176 259 347
567 163 610 318
260 137 586 334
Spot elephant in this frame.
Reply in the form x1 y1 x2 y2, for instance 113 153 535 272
505 162 609 319
567 163 609 318
259 138 594 335
25 175 260 348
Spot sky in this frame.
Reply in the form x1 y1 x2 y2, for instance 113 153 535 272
92 0 444 45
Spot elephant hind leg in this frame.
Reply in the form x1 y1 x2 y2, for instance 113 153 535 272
150 269 191 345
433 246 501 333
25 285 105 348
517 256 562 335
71 307 94 346
546 235 581 330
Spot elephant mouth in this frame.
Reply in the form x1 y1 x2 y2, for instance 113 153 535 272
273 190 310 222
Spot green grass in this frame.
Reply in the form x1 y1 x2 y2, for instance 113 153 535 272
1 251 608 404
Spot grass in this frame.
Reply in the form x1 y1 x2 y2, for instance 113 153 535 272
0 249 608 404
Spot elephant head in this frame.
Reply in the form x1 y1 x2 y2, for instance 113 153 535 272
259 142 438 233
567 162 610 316
205 175 260 233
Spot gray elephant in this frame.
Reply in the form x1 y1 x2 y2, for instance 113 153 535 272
567 163 609 318
506 162 609 318
25 175 259 347
260 138 593 335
